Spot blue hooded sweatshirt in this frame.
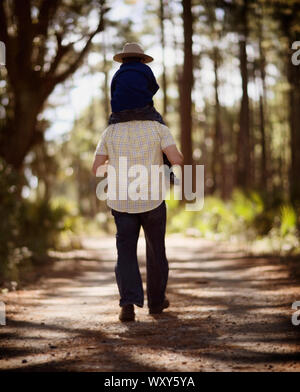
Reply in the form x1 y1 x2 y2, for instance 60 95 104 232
110 61 160 113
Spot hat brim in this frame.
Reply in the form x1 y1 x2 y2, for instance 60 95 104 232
113 52 153 63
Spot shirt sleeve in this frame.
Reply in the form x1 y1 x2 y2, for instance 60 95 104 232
95 129 108 156
159 124 176 150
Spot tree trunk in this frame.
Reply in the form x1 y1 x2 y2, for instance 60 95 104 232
212 47 226 198
278 5 300 205
102 31 110 123
159 0 168 119
179 0 194 198
288 42 300 205
236 0 251 189
3 87 42 170
0 0 106 169
257 15 268 190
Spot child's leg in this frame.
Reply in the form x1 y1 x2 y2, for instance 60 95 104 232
163 152 171 168
153 110 176 184
152 110 173 171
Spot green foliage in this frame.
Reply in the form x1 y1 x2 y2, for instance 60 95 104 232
0 158 76 285
18 199 71 261
280 204 297 237
167 190 261 239
0 158 24 282
231 190 264 222
166 189 300 252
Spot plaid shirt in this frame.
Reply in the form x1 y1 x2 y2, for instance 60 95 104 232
95 121 175 213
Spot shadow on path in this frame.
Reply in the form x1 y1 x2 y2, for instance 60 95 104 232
1 236 300 371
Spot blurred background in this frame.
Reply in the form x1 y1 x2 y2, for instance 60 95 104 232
0 0 300 285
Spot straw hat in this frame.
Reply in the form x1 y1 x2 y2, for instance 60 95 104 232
113 42 153 63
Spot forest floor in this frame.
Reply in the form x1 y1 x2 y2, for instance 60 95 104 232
1 234 300 372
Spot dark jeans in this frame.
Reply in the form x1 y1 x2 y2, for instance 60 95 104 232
111 201 169 309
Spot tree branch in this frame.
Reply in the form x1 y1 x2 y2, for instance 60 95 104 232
0 1 19 85
33 0 60 69
51 5 107 85
0 1 8 43
36 0 60 37
47 32 73 77
13 0 33 69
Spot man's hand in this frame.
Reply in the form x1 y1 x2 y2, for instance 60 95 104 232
92 154 108 176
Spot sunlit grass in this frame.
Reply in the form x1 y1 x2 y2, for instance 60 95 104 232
166 189 300 255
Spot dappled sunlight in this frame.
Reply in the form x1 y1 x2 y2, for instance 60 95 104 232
0 0 300 374
1 236 300 371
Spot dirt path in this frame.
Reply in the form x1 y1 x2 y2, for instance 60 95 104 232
1 235 300 372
